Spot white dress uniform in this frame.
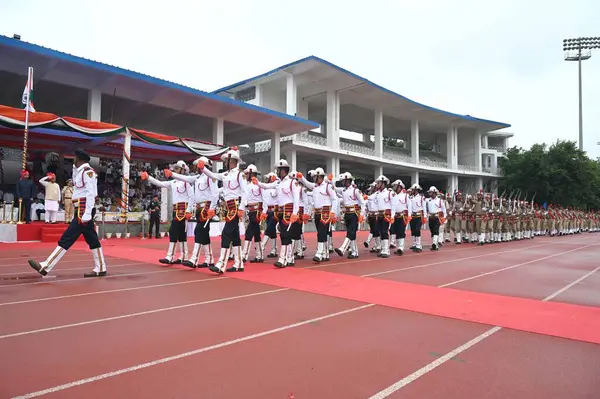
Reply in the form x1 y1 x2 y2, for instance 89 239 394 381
258 173 300 267
391 188 412 252
261 178 279 256
170 169 219 267
375 186 393 256
242 177 264 261
147 174 195 263
364 187 380 249
410 191 426 250
334 179 365 258
29 160 107 277
201 164 247 272
425 192 447 249
310 177 339 262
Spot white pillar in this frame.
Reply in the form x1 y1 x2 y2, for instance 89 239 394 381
335 157 340 176
270 132 281 168
411 120 419 164
327 157 336 176
87 89 101 121
411 170 420 186
447 126 458 169
447 175 458 194
374 109 383 158
374 165 383 179
121 129 131 224
286 75 297 116
213 117 224 171
326 90 339 149
476 177 483 190
288 149 297 172
254 84 263 107
474 130 483 172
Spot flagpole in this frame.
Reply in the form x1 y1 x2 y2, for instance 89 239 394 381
22 66 32 171
18 66 33 224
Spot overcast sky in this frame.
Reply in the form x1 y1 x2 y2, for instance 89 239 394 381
2 0 599 158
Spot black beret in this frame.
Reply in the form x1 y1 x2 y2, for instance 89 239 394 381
74 149 91 162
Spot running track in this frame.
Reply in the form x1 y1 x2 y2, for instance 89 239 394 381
1 231 599 398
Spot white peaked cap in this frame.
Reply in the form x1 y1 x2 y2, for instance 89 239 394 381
274 159 289 168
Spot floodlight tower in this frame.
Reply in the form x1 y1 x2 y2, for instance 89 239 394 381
563 37 600 151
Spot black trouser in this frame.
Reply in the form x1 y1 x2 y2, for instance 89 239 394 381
59 207 100 250
245 211 261 242
428 216 441 236
290 220 302 240
194 210 211 245
277 212 292 245
389 218 396 235
314 213 331 242
368 215 379 237
410 216 423 237
222 215 241 248
265 211 277 238
344 213 359 240
392 216 407 239
149 212 160 237
36 209 45 221
376 216 390 240
169 213 187 243
20 198 32 222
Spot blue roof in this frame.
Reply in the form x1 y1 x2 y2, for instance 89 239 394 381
212 55 511 129
0 35 319 132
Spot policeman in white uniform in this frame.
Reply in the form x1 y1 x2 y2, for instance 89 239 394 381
167 156 219 268
261 172 279 258
425 186 447 250
374 175 392 258
409 183 425 252
334 172 365 259
241 164 265 263
307 168 338 263
28 149 107 278
197 149 247 273
142 161 194 264
390 179 412 255
255 159 300 268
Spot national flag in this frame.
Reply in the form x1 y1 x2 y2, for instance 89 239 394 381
21 67 36 113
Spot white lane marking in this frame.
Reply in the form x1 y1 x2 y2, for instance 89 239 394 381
0 268 178 288
0 288 289 340
11 303 374 399
367 326 503 399
543 266 600 301
438 244 597 287
0 262 147 276
0 275 225 306
361 243 550 277
367 254 600 398
304 239 565 271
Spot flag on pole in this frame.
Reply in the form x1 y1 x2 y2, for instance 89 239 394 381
21 67 35 113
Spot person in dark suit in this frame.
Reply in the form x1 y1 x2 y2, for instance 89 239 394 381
147 194 161 238
16 170 35 223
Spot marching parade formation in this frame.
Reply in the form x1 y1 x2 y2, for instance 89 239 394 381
27 148 600 278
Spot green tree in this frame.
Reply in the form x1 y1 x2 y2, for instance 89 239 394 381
498 140 600 209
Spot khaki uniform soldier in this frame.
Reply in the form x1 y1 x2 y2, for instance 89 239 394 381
490 196 502 243
500 198 511 241
465 195 476 243
444 192 454 243
473 190 487 245
452 191 467 244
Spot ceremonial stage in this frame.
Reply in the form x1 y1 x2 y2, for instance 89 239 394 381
1 231 599 398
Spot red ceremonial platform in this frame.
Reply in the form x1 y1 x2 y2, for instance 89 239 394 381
1 222 86 243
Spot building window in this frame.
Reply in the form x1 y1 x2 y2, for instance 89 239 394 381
235 87 256 102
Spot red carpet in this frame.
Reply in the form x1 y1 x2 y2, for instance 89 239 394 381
231 267 600 345
99 244 600 345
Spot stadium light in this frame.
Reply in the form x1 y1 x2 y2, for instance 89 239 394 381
563 37 600 152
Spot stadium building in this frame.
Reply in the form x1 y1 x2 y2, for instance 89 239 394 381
0 35 511 194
